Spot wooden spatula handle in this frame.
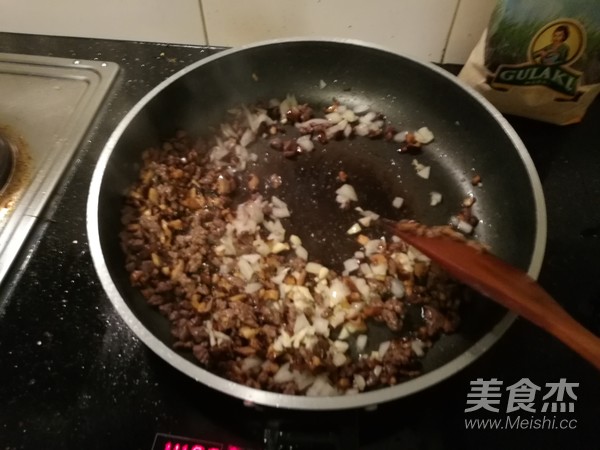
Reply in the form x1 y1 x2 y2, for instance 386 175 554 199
393 228 600 372
456 248 600 372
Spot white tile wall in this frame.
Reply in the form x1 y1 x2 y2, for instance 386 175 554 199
443 0 496 64
201 0 459 63
0 0 206 45
0 0 498 64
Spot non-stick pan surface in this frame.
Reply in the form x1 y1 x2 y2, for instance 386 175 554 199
87 38 546 410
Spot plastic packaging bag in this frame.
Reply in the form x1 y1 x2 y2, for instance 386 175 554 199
459 0 600 125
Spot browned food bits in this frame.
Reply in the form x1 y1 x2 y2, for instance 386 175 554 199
120 96 467 397
471 174 482 186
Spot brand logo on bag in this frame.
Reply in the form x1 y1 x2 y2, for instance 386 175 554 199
491 19 586 97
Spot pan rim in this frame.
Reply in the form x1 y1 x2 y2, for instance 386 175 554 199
87 37 546 410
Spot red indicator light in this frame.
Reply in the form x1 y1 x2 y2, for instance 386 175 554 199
155 433 252 450
164 443 209 450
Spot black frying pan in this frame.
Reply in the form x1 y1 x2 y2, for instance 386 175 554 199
87 38 546 410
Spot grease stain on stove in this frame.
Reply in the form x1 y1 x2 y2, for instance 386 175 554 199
0 126 32 225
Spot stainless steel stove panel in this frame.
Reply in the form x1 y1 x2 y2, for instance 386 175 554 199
0 52 118 286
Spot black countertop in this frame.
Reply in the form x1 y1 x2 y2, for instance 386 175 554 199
0 33 599 450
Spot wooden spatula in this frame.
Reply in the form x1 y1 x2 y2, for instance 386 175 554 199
383 220 600 371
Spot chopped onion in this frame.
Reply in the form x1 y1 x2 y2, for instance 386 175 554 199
241 356 262 372
412 159 426 171
271 267 290 285
332 352 347 367
346 222 362 235
273 362 295 383
353 123 370 136
264 219 286 242
390 278 405 298
355 207 379 227
360 262 373 277
246 109 272 134
276 330 292 349
318 266 329 280
353 104 370 114
270 196 291 218
210 144 229 162
294 313 311 334
233 196 264 235
343 258 360 274
430 191 442 206
281 330 302 350
325 111 343 123
411 339 425 357
363 239 382 257
343 123 353 138
356 334 368 352
319 79 327 89
240 253 261 264
306 262 324 275
220 122 236 139
392 196 404 209
295 118 330 133
278 94 298 123
338 325 350 340
295 245 308 260
359 111 377 123
239 128 255 147
334 340 349 353
245 282 263 294
417 166 431 179
329 279 350 305
378 341 391 358
335 183 358 207
371 119 385 130
219 234 236 256
450 216 474 234
297 134 315 152
353 374 366 391
393 131 407 143
357 216 371 227
415 126 434 144
408 246 430 263
370 261 387 276
329 310 346 328
306 375 339 397
237 258 255 281
271 242 290 254
294 371 316 391
312 316 330 336
325 119 348 139
342 109 357 123
336 184 358 201
306 262 329 280
411 158 431 179
213 330 231 346
350 276 371 299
